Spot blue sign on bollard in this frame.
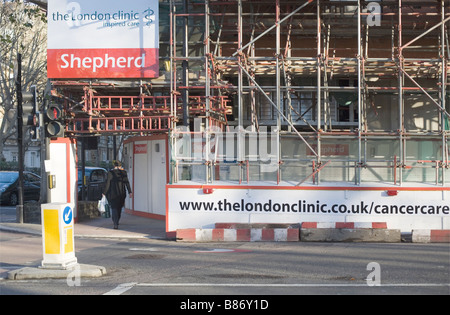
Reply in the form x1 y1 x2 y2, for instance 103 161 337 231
63 206 73 225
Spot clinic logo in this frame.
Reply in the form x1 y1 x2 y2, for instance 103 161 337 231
54 1 156 28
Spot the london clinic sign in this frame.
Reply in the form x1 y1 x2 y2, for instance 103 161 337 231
47 0 159 79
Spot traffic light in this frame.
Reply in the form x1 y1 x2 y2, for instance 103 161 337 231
22 86 37 126
44 101 65 138
22 86 40 141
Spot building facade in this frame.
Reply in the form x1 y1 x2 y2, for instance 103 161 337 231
50 0 449 232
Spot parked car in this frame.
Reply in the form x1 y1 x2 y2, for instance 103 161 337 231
0 171 41 206
78 167 108 201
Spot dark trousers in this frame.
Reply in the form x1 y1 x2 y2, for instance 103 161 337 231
111 206 122 226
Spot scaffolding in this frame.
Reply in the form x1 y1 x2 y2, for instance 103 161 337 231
168 0 449 186
54 0 449 187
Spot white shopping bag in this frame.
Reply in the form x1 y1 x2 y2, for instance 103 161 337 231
98 195 108 214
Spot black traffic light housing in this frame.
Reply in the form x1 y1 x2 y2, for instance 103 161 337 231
22 86 40 141
22 86 37 126
44 101 65 138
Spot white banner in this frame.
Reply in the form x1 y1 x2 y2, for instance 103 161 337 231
167 186 450 232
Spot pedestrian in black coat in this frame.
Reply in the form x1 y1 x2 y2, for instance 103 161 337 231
102 160 132 229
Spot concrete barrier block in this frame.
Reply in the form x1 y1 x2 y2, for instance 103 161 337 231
300 228 401 242
412 230 450 243
176 227 299 242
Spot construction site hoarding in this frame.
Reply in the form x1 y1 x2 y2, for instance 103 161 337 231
47 0 159 79
166 185 450 233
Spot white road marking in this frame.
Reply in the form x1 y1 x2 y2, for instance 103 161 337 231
129 247 158 251
103 282 137 295
135 283 450 288
104 282 450 295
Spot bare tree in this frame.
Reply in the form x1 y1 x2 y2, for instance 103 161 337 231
0 0 47 160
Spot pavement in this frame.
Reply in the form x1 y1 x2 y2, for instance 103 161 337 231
0 212 167 240
0 213 167 281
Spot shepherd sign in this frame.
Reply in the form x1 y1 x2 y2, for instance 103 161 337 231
47 0 159 79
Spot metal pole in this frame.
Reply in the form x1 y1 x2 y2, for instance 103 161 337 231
169 0 174 128
276 0 281 130
440 0 447 185
205 0 211 182
276 0 281 183
15 53 24 223
113 135 117 160
81 137 86 200
171 1 178 131
238 0 243 128
317 0 321 133
357 0 362 185
39 95 47 203
237 0 244 175
316 0 322 179
205 0 210 119
182 0 189 127
398 0 404 186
